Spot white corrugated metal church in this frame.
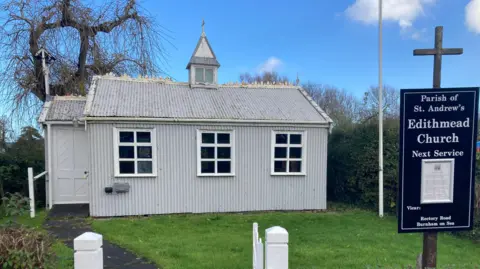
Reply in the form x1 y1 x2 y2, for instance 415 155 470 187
38 25 333 217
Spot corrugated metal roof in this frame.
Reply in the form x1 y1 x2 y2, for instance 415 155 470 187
85 77 330 123
45 97 86 121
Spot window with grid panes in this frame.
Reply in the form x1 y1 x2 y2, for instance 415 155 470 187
271 132 305 175
197 130 234 176
114 129 156 177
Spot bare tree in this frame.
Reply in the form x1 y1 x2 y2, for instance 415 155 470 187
239 71 291 84
303 82 362 126
361 85 400 121
0 0 171 121
237 72 399 127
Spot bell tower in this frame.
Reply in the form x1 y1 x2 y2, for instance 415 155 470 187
186 20 220 88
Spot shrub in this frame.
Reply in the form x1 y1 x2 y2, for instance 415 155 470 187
0 127 45 208
471 183 480 242
460 159 479 242
475 183 479 215
0 226 55 269
327 118 399 212
1 192 29 218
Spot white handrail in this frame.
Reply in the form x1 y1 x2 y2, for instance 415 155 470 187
28 168 48 218
34 170 47 180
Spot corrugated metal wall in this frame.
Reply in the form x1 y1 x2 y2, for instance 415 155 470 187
88 123 328 217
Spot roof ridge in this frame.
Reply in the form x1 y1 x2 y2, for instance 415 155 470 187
95 73 189 85
94 74 301 89
53 96 87 101
220 81 298 89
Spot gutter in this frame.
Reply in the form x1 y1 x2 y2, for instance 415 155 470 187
83 117 330 128
40 121 85 125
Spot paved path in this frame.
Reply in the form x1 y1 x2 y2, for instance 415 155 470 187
44 205 159 269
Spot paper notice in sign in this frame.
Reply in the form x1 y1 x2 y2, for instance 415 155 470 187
421 158 455 204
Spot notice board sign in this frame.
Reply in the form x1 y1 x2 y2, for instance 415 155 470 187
398 87 479 233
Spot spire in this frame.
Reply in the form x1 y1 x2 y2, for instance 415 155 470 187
296 73 300 86
186 20 220 69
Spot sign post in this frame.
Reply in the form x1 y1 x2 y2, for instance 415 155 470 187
399 26 478 269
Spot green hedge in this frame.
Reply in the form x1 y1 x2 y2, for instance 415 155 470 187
0 127 45 210
327 120 480 240
327 119 399 213
455 160 480 242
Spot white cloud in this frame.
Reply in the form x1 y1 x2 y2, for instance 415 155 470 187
466 0 480 34
345 0 435 32
256 57 283 73
410 29 425 40
402 27 427 40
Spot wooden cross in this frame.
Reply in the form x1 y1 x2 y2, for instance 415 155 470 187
412 26 463 269
413 26 463 88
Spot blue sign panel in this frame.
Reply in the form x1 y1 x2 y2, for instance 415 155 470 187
398 87 479 233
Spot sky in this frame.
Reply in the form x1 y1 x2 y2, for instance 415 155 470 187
3 0 480 132
142 0 480 98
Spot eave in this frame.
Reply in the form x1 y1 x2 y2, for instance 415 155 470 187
83 116 331 128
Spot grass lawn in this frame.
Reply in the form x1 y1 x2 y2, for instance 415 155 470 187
92 205 480 269
0 211 74 269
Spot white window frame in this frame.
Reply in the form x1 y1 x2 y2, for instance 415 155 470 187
196 130 235 177
195 67 214 84
113 128 157 177
271 131 307 176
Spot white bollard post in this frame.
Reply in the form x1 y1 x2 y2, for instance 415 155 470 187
74 232 103 269
28 168 35 218
265 226 288 269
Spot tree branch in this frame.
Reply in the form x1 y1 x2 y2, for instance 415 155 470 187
90 0 138 34
9 14 33 27
0 0 170 120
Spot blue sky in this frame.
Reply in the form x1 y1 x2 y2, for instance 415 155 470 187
144 0 480 97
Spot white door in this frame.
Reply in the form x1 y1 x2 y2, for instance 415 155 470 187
54 127 89 204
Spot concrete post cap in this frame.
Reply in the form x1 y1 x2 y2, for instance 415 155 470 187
266 226 288 243
74 232 103 251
